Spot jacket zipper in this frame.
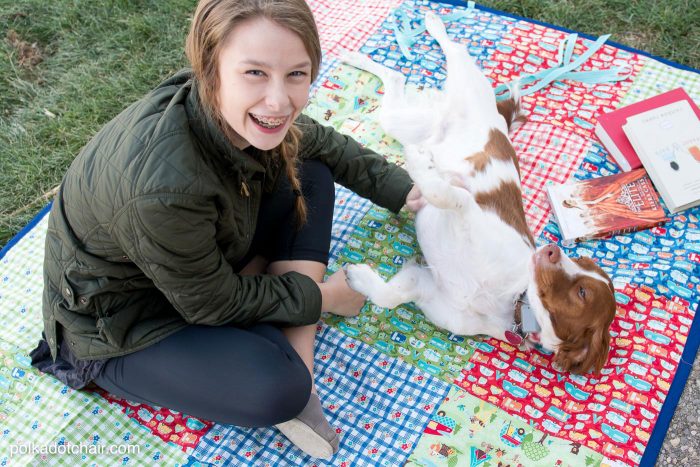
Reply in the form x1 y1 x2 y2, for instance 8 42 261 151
240 180 253 243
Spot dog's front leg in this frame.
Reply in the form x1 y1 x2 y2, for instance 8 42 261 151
404 145 476 212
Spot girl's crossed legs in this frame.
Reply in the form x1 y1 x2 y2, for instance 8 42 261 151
95 160 347 458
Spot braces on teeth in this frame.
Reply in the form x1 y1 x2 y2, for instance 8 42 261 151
251 114 285 128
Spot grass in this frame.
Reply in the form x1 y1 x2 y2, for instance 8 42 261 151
1 0 699 248
480 0 700 67
0 0 195 247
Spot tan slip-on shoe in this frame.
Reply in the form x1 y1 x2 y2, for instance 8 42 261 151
275 393 340 459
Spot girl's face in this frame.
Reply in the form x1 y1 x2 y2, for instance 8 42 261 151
217 17 312 150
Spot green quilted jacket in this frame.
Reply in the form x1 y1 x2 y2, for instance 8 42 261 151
42 69 412 362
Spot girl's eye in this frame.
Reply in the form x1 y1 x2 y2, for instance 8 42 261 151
246 70 265 77
578 286 586 299
289 71 307 77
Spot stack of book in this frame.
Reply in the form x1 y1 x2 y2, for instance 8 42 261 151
547 87 700 242
595 87 700 214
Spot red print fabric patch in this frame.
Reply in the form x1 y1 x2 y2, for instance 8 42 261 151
454 283 693 465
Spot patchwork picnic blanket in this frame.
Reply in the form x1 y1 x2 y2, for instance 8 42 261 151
1 1 699 466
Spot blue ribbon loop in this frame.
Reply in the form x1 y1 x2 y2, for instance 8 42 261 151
493 33 631 100
390 2 631 99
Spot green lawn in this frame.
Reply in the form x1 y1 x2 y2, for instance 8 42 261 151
1 0 698 247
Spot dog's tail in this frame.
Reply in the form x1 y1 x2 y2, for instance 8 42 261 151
496 84 527 133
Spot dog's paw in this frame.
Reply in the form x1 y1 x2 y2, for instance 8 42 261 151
424 12 447 38
339 50 372 70
345 264 381 297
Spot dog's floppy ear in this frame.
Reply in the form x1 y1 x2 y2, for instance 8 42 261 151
555 326 610 375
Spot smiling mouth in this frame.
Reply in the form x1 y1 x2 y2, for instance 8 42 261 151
249 113 288 129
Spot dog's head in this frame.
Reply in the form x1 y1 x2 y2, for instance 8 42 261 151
527 244 616 374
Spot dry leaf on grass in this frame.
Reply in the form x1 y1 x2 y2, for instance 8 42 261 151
6 29 43 69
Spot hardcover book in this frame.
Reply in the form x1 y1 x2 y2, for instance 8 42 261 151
622 100 700 213
594 87 700 172
547 169 668 242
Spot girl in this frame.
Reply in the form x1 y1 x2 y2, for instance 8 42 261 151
30 0 421 459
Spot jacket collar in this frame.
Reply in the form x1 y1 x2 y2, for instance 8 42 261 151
182 71 266 178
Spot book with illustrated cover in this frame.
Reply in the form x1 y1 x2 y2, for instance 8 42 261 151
594 87 700 172
623 99 700 213
547 169 668 242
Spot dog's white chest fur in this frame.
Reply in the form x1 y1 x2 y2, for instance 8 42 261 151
416 206 531 328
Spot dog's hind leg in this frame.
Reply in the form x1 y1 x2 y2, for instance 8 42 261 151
341 52 435 145
341 51 407 109
346 262 432 310
424 12 496 116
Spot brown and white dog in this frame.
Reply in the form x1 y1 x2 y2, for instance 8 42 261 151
344 12 616 374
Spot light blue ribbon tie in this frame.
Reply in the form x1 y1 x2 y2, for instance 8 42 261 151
389 2 630 100
493 33 632 100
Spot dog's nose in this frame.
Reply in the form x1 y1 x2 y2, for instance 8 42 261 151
543 244 560 263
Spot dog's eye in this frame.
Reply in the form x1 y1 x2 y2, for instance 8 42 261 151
578 286 586 300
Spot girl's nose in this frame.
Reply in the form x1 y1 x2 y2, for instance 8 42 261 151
265 82 290 111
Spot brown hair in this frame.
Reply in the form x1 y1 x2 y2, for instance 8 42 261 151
185 0 322 225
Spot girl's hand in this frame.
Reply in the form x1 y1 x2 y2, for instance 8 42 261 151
405 185 425 212
319 269 366 317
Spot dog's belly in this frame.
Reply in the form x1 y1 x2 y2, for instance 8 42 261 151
414 207 473 278
414 204 532 313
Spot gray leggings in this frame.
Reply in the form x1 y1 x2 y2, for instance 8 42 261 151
93 324 311 427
